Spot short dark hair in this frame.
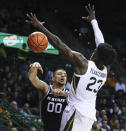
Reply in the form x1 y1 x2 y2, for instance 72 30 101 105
54 69 66 76
96 43 117 66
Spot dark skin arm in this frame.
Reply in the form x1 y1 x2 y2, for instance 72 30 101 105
26 13 88 75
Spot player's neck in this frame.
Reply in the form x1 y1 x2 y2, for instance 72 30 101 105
94 61 104 70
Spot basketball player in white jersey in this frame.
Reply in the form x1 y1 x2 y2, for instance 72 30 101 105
26 4 117 131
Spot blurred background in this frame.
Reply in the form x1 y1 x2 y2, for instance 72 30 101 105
0 0 126 130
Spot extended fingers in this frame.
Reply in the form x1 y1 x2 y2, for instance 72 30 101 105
33 13 37 19
30 62 43 73
92 5 94 10
81 16 88 20
26 13 32 20
33 62 40 67
30 12 38 20
25 20 32 24
26 13 35 20
85 5 90 13
30 64 33 67
26 14 32 23
39 67 43 74
41 21 45 25
85 4 94 12
30 12 35 18
30 62 41 68
88 4 91 10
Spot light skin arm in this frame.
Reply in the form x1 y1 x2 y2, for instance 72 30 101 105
26 13 88 75
28 62 48 94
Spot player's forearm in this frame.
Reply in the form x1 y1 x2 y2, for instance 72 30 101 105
37 23 74 62
91 19 104 47
37 24 64 50
28 68 42 89
28 68 38 82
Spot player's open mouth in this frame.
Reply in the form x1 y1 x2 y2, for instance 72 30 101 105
60 78 64 82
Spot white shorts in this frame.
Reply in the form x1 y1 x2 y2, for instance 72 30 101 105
60 105 94 131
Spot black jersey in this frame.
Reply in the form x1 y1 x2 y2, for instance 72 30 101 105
40 85 68 131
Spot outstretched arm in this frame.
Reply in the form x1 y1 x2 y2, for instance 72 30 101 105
82 4 104 47
26 13 87 67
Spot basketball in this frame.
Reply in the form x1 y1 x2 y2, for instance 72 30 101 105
27 32 48 53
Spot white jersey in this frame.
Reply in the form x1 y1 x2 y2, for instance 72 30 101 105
68 60 107 120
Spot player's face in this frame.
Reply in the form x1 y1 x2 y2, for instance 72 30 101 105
53 70 67 85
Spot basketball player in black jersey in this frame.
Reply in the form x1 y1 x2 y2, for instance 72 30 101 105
28 62 69 131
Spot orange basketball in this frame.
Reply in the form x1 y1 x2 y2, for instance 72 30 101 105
27 32 48 53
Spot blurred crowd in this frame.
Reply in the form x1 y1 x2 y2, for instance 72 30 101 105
0 0 126 130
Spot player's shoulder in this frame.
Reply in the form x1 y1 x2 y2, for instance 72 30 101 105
43 85 52 96
72 51 88 62
88 60 95 65
88 60 107 73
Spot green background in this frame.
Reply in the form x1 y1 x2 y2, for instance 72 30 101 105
0 32 59 55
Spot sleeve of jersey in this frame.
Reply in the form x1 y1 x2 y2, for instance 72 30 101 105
91 19 105 47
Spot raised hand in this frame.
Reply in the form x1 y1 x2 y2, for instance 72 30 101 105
82 4 95 22
26 12 45 28
30 62 43 74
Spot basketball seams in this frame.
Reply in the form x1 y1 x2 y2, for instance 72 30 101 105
38 36 45 46
37 33 38 45
28 32 48 53
29 35 40 49
37 43 47 50
35 35 44 49
32 36 46 52
29 36 37 47
28 38 35 48
37 36 48 50
28 37 39 52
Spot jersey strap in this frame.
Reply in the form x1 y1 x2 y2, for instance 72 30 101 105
72 75 80 93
